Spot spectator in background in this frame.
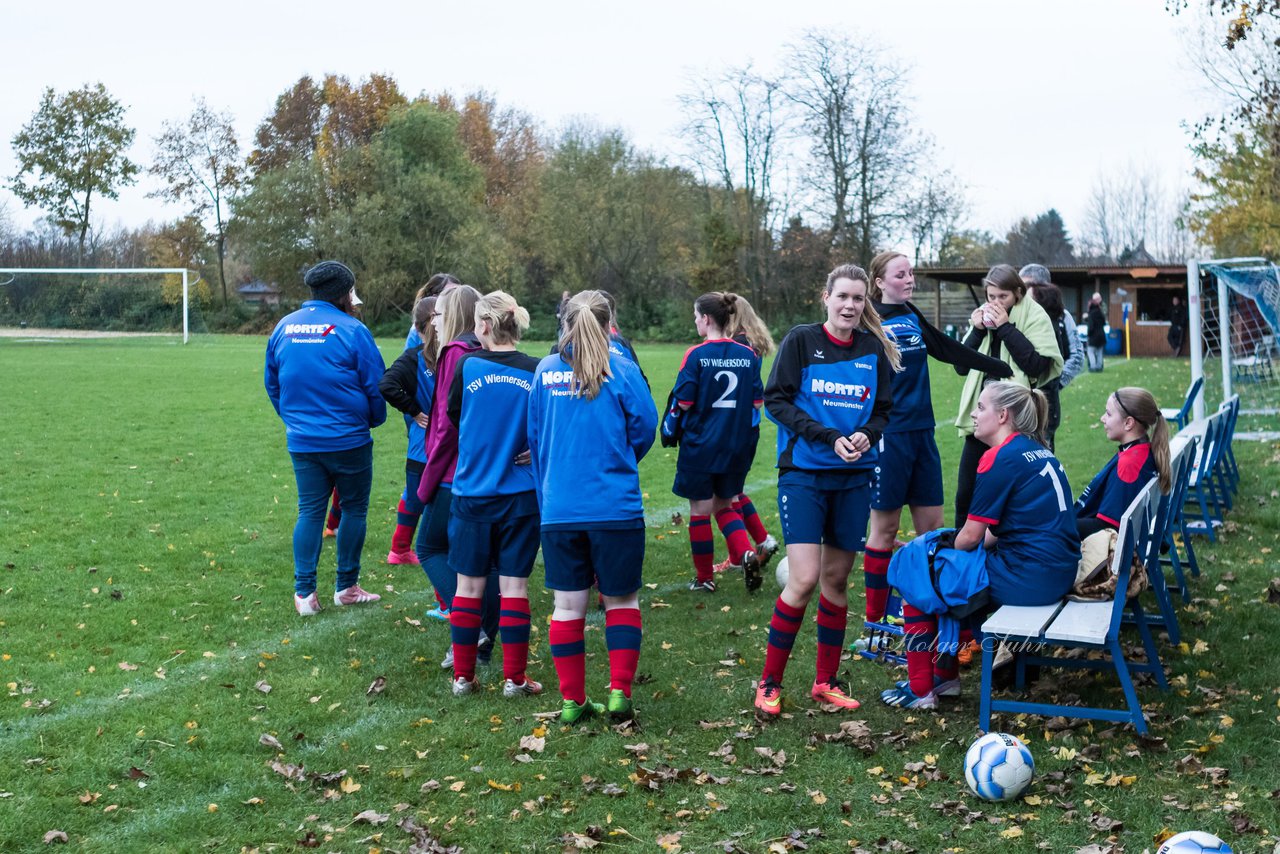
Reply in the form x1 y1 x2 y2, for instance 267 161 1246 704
1021 265 1085 451
1168 295 1188 356
1086 292 1107 372
555 290 572 340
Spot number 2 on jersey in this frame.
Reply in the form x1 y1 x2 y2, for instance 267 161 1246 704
1038 461 1067 512
711 370 738 409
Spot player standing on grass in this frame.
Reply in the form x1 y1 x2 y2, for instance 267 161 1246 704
445 292 543 699
753 264 899 717
861 252 1011 626
528 290 658 724
713 295 780 574
264 261 386 615
664 292 765 593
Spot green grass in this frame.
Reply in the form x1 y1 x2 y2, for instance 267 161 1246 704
1 334 1278 853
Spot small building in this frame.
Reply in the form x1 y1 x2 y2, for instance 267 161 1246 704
915 262 1190 357
237 280 280 307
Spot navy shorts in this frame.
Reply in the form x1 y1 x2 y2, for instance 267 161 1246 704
448 512 541 578
871 428 944 511
777 469 871 553
541 526 645 596
672 468 748 501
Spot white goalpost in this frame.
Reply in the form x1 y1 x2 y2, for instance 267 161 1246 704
1186 256 1279 432
0 267 198 344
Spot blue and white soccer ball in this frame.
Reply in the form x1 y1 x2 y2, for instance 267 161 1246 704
775 556 789 589
963 732 1034 801
1156 831 1233 854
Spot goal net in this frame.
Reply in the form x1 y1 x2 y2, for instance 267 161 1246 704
1194 259 1279 436
0 267 205 343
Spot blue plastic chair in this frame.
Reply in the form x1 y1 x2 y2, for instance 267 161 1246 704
1162 436 1200 597
1161 377 1203 431
1184 413 1227 541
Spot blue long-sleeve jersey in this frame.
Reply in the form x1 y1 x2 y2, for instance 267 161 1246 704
265 300 387 453
527 353 658 528
764 323 892 473
447 349 539 501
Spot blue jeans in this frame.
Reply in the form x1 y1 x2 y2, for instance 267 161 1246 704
415 484 499 638
290 443 373 596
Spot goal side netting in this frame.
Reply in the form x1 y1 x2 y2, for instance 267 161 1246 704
1193 260 1279 437
0 268 205 343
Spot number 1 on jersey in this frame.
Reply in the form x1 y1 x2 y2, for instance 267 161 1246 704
1038 461 1067 512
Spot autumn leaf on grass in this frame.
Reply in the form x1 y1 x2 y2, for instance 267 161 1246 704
117 662 138 672
126 767 149 780
254 680 271 694
352 809 389 825
488 779 522 792
268 760 306 782
43 830 68 844
77 791 100 805
339 776 361 793
560 831 600 849
754 746 787 767
519 734 545 753
366 676 386 697
258 733 283 751
656 831 684 852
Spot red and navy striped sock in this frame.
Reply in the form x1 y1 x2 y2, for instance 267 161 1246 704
689 515 714 582
604 607 642 697
549 617 586 703
813 595 848 685
449 595 483 681
902 603 937 697
390 497 420 554
499 596 532 684
863 548 893 622
325 489 342 530
714 507 753 565
762 597 806 685
736 494 769 545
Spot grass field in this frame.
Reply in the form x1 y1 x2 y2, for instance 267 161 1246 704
1 333 1278 853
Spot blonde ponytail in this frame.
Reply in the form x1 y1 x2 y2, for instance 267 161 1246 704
474 290 530 345
561 290 613 399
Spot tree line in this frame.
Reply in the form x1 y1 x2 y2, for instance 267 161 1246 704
2 28 1240 338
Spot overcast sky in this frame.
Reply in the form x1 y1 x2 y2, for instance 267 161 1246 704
0 0 1225 243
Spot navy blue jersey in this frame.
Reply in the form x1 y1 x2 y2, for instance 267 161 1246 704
969 433 1080 602
1075 440 1157 528
447 350 539 500
764 323 892 473
877 304 932 433
527 353 658 528
670 338 763 473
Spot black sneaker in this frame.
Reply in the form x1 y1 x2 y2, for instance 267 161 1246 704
742 550 762 592
688 578 717 593
477 632 494 667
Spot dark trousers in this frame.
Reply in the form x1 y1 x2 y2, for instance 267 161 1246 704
1043 381 1061 452
953 434 990 529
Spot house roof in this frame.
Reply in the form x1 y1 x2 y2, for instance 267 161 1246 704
916 264 1188 287
237 280 279 294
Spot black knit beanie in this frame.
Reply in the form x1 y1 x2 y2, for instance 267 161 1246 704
303 261 355 305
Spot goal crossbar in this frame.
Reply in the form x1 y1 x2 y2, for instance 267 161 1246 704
0 267 197 343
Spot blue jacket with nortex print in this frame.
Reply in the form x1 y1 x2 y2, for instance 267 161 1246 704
888 529 990 655
527 352 658 528
764 323 893 473
265 300 387 453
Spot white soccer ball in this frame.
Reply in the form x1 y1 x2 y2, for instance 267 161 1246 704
963 732 1034 801
1156 831 1233 854
775 556 789 589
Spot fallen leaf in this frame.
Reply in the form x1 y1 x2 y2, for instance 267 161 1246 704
339 776 361 793
43 830 68 844
352 809 389 825
366 676 386 697
254 680 271 694
519 735 545 753
126 767 149 780
117 662 138 672
258 733 283 751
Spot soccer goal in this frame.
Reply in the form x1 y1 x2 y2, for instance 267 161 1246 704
1187 256 1279 436
0 267 201 344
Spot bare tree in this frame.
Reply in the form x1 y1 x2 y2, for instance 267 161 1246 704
149 98 243 304
784 31 924 260
679 65 787 304
1081 162 1193 262
904 169 968 265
